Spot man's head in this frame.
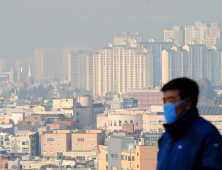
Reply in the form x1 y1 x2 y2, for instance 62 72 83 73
161 78 199 116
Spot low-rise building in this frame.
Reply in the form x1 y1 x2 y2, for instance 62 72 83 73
26 114 67 123
42 129 71 157
110 94 138 110
98 137 158 170
9 131 38 156
76 94 105 130
127 87 163 108
72 129 105 151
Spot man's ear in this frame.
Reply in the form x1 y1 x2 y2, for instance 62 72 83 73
186 98 192 110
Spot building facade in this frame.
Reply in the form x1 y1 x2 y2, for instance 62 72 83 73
98 137 158 170
185 21 222 49
42 130 71 157
93 42 153 96
68 50 93 91
114 31 143 45
162 44 222 84
72 129 105 150
10 131 38 156
140 40 174 87
126 87 163 108
164 26 184 47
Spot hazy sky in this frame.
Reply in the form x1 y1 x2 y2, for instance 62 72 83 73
1 0 222 63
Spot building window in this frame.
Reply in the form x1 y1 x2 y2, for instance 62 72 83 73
22 141 29 145
128 156 131 161
78 138 84 141
132 156 135 161
106 154 108 161
91 144 95 147
58 138 64 141
150 129 158 133
50 151 54 153
47 138 54 141
130 120 133 124
77 119 79 123
35 117 37 119
121 155 127 160
89 138 94 140
114 120 117 126
110 120 113 126
76 112 79 115
137 164 139 168
22 148 29 151
143 120 146 124
137 152 139 156
119 120 122 126
43 151 47 153
136 120 138 126
75 144 78 147
150 121 157 125
6 142 10 145
50 144 54 147
43 144 47 147
111 154 118 158
57 144 61 147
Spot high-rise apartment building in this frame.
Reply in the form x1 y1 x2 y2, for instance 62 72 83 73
0 59 7 73
68 50 93 91
93 42 153 96
33 47 63 82
162 44 222 84
164 26 184 47
185 21 222 49
140 40 174 87
113 31 143 45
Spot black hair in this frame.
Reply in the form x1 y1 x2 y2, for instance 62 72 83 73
161 78 199 107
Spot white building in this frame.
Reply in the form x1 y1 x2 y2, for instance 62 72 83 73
164 26 184 47
113 31 143 45
162 44 222 84
185 21 222 49
93 40 153 96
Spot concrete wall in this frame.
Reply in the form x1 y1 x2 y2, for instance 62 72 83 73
108 137 133 170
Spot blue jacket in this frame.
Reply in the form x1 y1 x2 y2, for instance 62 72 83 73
157 108 222 170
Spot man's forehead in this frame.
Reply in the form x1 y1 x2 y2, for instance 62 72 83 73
163 89 180 97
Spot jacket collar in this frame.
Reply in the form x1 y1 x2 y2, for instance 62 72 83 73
164 107 199 139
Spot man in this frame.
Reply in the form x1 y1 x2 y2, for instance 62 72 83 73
157 78 222 170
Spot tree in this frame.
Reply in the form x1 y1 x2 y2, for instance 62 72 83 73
18 88 27 99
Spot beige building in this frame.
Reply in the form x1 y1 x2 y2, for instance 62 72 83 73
140 40 174 87
185 21 222 49
42 129 71 158
97 107 222 134
114 31 143 45
68 50 93 91
98 137 158 170
33 105 50 112
97 109 165 133
72 129 105 151
63 150 97 161
93 42 153 96
9 131 38 156
164 26 184 47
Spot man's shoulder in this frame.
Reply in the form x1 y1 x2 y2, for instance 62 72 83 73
193 115 220 136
